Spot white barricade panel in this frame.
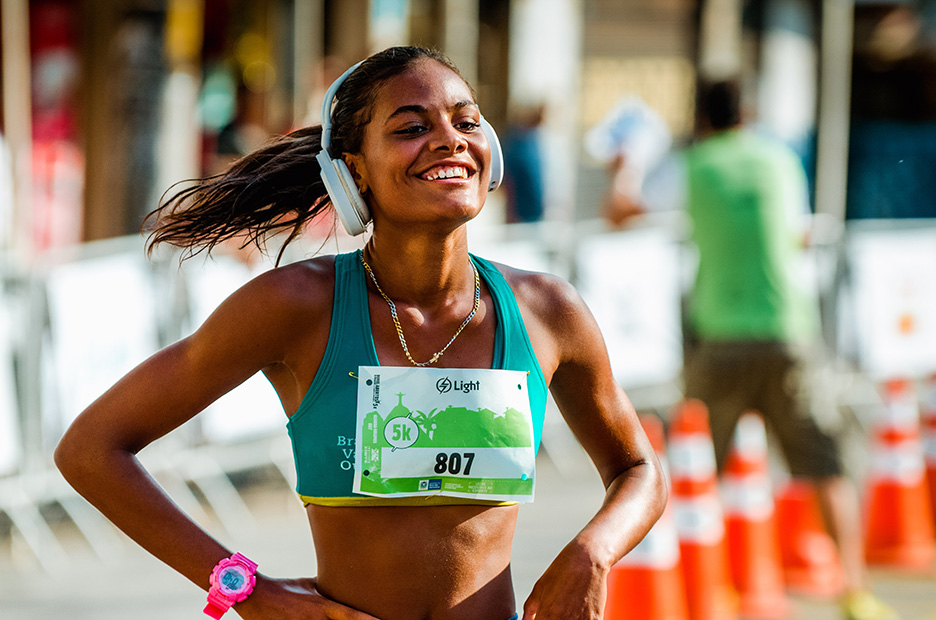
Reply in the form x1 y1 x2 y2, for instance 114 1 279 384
469 238 554 276
183 257 284 443
846 225 936 379
0 287 22 476
43 252 161 443
575 229 683 389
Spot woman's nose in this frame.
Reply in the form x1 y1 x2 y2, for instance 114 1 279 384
429 125 468 153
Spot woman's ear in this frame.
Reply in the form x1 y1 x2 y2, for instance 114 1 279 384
342 153 369 195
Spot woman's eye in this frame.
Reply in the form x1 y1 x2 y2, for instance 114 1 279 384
396 125 427 135
457 121 481 132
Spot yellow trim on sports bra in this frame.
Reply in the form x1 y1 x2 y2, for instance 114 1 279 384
300 494 518 508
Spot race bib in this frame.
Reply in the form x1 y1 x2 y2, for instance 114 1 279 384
353 366 535 502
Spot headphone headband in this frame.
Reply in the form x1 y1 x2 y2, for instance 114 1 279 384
319 60 364 151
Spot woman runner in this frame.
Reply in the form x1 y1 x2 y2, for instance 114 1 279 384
55 46 665 620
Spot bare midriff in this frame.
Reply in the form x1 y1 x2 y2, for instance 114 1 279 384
307 503 519 620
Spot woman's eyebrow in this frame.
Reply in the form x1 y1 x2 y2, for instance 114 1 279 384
387 100 479 120
388 104 428 119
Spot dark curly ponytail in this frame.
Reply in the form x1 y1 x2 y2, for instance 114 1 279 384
144 46 467 265
145 126 329 265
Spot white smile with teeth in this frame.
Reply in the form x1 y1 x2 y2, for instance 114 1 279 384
422 166 468 181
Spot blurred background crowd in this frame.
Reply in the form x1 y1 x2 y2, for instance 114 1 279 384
1 0 936 618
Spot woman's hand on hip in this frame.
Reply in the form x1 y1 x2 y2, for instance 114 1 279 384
520 538 609 620
235 576 381 620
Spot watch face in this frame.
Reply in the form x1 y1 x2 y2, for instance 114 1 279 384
218 566 249 595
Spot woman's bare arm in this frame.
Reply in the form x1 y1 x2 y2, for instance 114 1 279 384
54 260 379 619
512 272 667 620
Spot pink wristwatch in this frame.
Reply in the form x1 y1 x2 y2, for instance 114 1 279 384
204 552 258 619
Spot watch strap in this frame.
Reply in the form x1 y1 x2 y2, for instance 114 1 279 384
204 591 231 619
230 552 258 574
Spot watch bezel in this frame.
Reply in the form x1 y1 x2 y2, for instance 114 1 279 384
215 564 251 596
205 552 258 617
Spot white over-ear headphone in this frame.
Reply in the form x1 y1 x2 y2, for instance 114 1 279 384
316 60 505 236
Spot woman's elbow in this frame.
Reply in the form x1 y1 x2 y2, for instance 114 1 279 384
54 423 110 491
641 455 668 525
54 427 87 485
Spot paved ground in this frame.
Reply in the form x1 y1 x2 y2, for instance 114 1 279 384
2 445 934 620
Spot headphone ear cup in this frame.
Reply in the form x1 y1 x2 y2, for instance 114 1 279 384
480 117 504 192
316 150 371 236
333 158 371 232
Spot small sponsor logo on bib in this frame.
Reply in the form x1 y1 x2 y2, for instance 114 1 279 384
437 376 480 394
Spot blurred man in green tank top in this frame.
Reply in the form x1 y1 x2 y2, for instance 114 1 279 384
614 80 900 620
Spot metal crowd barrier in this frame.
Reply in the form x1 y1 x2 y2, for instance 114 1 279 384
2 215 935 571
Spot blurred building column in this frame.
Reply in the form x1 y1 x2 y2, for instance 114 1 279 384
1 0 39 476
698 0 743 79
329 0 370 67
509 0 583 223
369 0 411 54
757 0 818 153
82 2 168 241
156 0 204 207
1 0 34 261
439 0 479 86
814 0 854 224
293 0 325 125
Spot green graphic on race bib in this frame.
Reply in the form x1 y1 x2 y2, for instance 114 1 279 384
353 367 535 502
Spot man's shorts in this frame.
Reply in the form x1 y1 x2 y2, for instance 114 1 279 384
682 340 844 479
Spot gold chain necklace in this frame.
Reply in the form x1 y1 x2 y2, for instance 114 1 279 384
360 251 480 367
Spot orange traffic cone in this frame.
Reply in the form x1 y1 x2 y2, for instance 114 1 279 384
921 374 936 528
775 479 844 598
864 379 936 570
668 400 737 620
721 412 789 619
605 414 689 620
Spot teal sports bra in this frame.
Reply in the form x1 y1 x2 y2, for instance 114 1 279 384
286 250 547 506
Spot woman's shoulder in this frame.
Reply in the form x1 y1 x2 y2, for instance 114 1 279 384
484 260 585 325
260 253 337 287
217 254 338 322
248 253 335 290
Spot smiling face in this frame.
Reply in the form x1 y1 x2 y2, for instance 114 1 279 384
344 59 491 232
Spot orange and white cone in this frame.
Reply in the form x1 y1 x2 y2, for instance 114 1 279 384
775 479 844 598
605 414 689 620
921 373 936 529
864 379 936 570
721 412 789 619
668 400 737 620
